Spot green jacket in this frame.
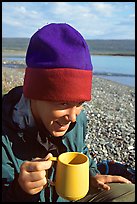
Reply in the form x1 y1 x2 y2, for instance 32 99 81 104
2 86 100 202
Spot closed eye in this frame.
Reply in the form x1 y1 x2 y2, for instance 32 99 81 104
55 102 85 109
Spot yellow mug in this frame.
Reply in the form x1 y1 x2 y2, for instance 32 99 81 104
49 152 89 201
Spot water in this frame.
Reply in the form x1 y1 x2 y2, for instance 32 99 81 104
91 55 135 87
2 55 135 87
96 75 135 87
92 55 135 75
3 56 25 61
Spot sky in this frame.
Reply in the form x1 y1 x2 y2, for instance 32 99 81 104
2 2 135 39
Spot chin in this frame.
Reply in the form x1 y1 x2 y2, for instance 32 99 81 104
52 130 67 137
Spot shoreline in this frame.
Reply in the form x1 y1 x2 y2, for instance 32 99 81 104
3 50 135 57
2 66 135 89
92 53 135 57
2 67 135 93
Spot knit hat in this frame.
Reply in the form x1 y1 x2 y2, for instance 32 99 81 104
23 23 93 102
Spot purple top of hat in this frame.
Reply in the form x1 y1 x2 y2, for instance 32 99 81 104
26 23 93 71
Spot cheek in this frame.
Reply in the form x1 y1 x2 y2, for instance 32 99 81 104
40 109 66 124
37 108 53 125
76 106 83 115
54 110 67 117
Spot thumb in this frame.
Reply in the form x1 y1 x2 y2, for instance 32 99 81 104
45 153 53 161
31 153 53 162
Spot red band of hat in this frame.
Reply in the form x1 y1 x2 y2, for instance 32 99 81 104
23 68 92 102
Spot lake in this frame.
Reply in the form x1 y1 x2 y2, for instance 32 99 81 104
2 55 135 87
92 55 135 75
91 55 135 87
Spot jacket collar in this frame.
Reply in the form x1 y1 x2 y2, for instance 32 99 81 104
12 92 76 138
12 94 36 130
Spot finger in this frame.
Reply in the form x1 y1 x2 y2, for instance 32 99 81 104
116 176 132 184
108 175 132 184
97 181 110 191
28 177 47 189
26 186 44 195
32 157 42 161
22 160 52 172
26 170 46 182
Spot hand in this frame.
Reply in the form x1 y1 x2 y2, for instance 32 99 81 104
18 153 53 195
90 174 132 191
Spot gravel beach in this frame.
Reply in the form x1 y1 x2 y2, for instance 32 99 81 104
83 77 135 169
2 68 135 168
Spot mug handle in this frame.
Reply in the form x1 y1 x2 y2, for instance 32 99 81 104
46 157 57 186
49 157 58 161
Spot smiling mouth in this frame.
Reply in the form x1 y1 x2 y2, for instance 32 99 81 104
56 121 70 127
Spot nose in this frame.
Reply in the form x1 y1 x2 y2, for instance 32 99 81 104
65 106 78 123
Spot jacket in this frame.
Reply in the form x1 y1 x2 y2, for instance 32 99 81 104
2 86 100 202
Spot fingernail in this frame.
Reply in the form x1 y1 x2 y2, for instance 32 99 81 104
27 166 34 171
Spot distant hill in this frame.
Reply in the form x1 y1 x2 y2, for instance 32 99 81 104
2 38 135 56
86 39 135 56
2 38 30 51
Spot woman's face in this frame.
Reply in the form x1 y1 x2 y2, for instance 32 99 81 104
31 100 83 137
